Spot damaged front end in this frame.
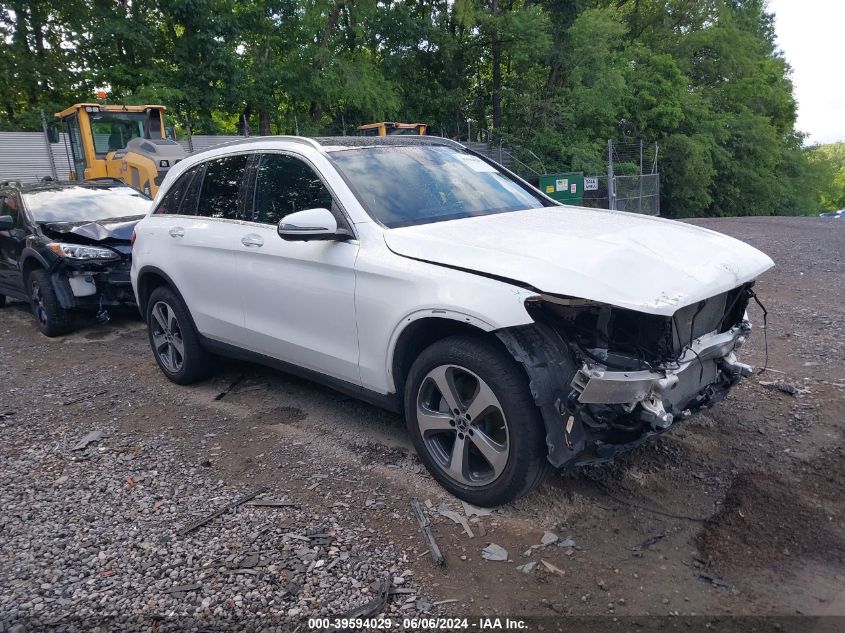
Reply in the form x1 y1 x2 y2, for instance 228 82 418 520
37 221 137 316
497 284 756 468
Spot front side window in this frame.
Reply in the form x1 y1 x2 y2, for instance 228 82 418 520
196 155 249 220
0 194 20 226
251 154 334 225
329 145 548 228
22 187 151 223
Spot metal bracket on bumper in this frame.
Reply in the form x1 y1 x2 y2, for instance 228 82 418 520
498 321 754 470
571 322 753 430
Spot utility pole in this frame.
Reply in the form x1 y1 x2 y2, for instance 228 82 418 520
607 139 615 210
40 110 58 181
638 139 643 214
185 116 194 154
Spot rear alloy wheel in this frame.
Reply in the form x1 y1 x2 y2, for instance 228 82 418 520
405 335 549 507
150 300 186 374
28 269 72 337
145 286 213 385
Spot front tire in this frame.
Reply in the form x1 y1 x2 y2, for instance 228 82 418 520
404 335 549 507
145 285 213 385
28 269 73 337
0 294 6 308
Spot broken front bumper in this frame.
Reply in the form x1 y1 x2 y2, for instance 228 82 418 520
497 320 754 469
571 322 753 429
51 260 135 310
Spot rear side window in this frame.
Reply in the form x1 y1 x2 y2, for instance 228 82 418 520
155 166 200 215
197 155 249 219
251 153 334 225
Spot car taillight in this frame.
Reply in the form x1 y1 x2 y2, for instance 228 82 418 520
130 229 137 247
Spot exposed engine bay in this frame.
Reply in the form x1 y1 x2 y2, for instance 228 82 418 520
498 283 758 468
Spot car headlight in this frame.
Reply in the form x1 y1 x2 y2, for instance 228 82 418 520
47 242 119 261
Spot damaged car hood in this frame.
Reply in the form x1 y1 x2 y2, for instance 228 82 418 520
383 206 774 316
42 216 141 244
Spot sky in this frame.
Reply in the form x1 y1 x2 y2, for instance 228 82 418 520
769 0 845 145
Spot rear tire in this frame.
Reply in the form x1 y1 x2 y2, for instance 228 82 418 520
404 334 549 507
28 269 73 337
0 294 6 308
145 285 214 384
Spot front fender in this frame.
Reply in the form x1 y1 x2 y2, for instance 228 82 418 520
20 247 53 275
384 308 496 392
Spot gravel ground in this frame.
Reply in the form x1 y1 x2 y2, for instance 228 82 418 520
0 216 843 631
0 383 435 630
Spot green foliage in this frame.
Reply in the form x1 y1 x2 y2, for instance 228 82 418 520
808 143 845 211
0 0 835 216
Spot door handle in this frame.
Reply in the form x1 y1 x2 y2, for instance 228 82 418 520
241 234 264 248
169 227 185 238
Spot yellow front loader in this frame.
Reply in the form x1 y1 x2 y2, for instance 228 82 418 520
55 103 187 197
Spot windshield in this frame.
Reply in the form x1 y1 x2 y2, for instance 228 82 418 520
329 145 548 228
23 186 151 224
89 111 148 155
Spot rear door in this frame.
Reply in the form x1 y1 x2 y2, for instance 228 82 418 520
234 152 361 384
0 192 27 295
147 154 250 342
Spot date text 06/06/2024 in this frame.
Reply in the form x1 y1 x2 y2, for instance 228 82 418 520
306 617 528 630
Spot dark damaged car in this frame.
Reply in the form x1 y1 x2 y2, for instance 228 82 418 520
0 181 151 336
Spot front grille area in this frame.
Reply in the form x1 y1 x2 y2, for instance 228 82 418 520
526 283 753 370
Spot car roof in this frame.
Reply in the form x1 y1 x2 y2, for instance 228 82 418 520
0 181 144 195
191 134 461 153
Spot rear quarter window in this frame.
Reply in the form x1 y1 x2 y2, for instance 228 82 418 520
154 166 201 215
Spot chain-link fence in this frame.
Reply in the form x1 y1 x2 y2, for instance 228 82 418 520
580 173 660 215
613 173 659 215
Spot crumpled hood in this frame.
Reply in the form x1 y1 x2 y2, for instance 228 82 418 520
42 217 140 244
383 206 774 316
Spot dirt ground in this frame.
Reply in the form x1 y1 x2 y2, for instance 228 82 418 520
1 216 843 629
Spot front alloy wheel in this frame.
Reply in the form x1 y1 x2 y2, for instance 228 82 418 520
27 269 72 336
31 279 49 329
417 364 510 487
405 335 549 507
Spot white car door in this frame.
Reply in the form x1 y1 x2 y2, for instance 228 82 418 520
147 154 249 343
234 152 361 384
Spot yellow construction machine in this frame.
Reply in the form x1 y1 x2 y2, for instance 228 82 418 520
54 103 187 197
357 122 427 136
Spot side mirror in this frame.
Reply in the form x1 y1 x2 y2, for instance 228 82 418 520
47 124 60 144
0 215 14 231
278 208 344 242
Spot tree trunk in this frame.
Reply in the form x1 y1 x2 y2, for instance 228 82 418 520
259 109 271 136
490 0 502 130
239 104 253 135
310 0 345 124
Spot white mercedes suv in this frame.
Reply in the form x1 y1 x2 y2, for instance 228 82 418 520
130 136 773 506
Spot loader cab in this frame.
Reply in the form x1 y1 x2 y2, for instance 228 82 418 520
55 104 185 197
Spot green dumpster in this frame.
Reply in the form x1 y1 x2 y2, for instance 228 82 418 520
538 172 584 205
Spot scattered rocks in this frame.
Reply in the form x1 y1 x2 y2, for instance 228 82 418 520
0 400 435 627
